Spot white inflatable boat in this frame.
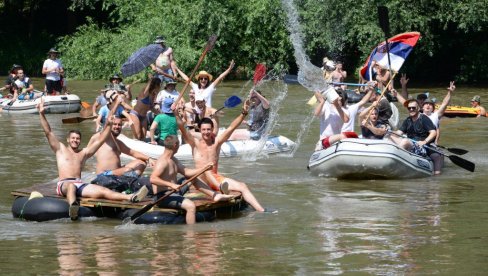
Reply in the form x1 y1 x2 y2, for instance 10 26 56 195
118 133 296 161
308 138 433 179
0 94 81 114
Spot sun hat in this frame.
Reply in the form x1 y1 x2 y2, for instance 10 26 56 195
195 71 213 81
47 48 60 54
422 99 436 109
404 98 420 108
165 80 177 87
109 74 123 82
471 95 481 103
104 90 118 102
154 36 165 44
162 97 174 113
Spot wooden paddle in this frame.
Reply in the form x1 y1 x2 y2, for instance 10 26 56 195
174 34 218 105
437 145 469 155
130 164 213 223
388 131 475 172
62 115 97 124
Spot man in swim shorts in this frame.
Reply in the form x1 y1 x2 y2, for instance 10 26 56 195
38 97 148 221
176 99 267 212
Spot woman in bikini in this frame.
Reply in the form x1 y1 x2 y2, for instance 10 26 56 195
129 77 161 140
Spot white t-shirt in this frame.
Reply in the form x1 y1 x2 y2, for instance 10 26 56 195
42 59 63 81
341 103 361 132
319 102 350 138
190 82 215 107
156 89 179 106
427 111 440 128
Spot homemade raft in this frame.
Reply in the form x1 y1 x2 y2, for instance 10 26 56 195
11 174 246 224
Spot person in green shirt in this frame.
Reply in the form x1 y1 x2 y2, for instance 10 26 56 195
149 97 178 145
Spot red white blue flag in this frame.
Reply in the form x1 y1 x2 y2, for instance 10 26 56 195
360 32 421 81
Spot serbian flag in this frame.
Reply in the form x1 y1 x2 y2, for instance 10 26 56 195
360 32 421 81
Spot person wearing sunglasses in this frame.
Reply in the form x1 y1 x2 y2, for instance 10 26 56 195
175 60 235 108
389 99 442 174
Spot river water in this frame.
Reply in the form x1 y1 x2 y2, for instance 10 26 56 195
0 78 487 274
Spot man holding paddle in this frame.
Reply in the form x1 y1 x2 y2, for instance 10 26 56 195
38 97 149 221
175 98 267 212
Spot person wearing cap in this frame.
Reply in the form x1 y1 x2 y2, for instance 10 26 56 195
186 93 219 135
150 36 177 82
470 95 486 117
2 64 23 96
107 74 132 104
155 79 180 113
175 59 235 108
389 98 441 174
229 89 270 140
175 98 267 212
41 48 64 95
95 90 133 132
149 97 178 145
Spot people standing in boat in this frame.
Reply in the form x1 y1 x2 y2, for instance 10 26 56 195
150 135 233 224
314 89 356 151
228 89 270 140
129 77 161 140
149 98 178 145
175 99 268 212
95 90 133 132
150 36 177 82
176 60 235 108
107 74 132 103
359 104 388 139
389 99 442 174
1 64 23 97
330 60 347 90
37 97 149 220
42 48 64 95
90 113 156 194
470 95 486 117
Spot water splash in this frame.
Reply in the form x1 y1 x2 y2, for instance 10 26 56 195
281 0 330 93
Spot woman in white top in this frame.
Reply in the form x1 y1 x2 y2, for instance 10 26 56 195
175 60 234 107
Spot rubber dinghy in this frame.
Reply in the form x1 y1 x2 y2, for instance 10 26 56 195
308 138 433 179
117 133 296 161
0 94 81 114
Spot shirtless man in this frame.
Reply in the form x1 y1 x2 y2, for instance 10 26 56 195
150 36 177 82
176 99 266 212
38 97 148 220
185 94 219 135
330 61 347 90
470 95 486 117
150 135 214 224
90 108 156 191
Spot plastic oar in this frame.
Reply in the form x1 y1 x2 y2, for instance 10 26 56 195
175 34 218 104
253 63 267 87
389 131 475 172
130 164 213 223
62 115 97 124
437 145 468 155
378 6 392 75
212 95 242 116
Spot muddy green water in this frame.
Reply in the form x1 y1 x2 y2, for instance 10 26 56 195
0 78 487 274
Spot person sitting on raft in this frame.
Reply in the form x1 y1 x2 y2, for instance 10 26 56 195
37 96 149 221
359 103 388 139
95 90 133 132
228 89 270 140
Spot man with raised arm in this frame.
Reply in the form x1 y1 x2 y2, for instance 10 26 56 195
175 96 266 212
38 97 148 221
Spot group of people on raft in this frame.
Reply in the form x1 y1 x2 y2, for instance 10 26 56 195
313 57 481 176
33 35 273 224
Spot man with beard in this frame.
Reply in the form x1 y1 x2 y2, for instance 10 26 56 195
38 97 148 221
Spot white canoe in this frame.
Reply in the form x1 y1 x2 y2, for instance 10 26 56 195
118 133 296 161
308 138 433 179
0 95 81 114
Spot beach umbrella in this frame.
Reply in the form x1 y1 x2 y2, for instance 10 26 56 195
121 44 163 77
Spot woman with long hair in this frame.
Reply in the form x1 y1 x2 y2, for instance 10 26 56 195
129 77 161 140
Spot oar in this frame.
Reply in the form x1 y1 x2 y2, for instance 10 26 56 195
437 145 469 155
253 63 267 87
211 95 242 117
174 34 218 104
62 115 97 124
130 164 213 223
378 6 392 76
389 131 475 172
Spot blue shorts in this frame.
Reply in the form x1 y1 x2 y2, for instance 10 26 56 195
411 142 427 157
99 170 140 178
18 93 34 100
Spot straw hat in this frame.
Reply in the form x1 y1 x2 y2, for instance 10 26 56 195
195 71 213 81
109 74 123 82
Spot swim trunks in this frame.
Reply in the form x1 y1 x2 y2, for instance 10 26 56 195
56 178 88 197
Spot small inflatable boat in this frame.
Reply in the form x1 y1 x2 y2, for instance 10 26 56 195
0 94 81 114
